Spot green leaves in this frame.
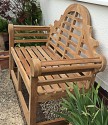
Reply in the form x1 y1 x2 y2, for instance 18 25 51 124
0 0 42 25
0 17 8 32
56 84 108 125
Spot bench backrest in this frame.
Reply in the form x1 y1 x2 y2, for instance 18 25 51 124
47 4 97 59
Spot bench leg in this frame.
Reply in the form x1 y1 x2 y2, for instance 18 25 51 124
90 72 96 88
29 77 38 125
17 70 22 91
9 53 14 79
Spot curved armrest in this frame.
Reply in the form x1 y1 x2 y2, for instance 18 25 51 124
30 57 103 77
30 58 42 77
41 58 101 66
42 58 102 75
99 55 107 72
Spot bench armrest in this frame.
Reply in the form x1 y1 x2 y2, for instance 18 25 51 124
30 57 103 77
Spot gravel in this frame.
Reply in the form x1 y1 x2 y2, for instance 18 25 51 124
0 69 62 125
0 69 26 125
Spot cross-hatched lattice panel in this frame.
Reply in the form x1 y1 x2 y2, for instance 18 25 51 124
47 4 94 59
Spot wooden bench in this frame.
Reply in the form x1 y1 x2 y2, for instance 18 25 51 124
8 4 106 125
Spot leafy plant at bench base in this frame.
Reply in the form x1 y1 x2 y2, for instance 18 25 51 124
56 84 108 125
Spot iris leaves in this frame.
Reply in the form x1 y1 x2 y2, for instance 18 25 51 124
56 84 108 125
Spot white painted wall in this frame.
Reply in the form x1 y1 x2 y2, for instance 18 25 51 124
39 0 108 91
77 0 108 6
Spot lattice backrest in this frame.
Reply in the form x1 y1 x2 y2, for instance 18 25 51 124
47 4 97 59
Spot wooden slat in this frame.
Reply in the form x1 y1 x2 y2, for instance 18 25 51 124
39 75 54 94
42 64 101 75
68 40 77 48
0 55 9 59
49 40 56 48
52 74 69 91
39 47 66 92
17 70 22 91
36 118 66 125
42 46 60 59
14 25 50 31
69 32 79 40
67 73 89 89
9 24 14 75
66 47 81 58
14 39 48 43
38 75 92 85
29 77 38 125
50 35 57 42
35 46 60 93
11 70 29 125
15 47 30 75
11 47 30 94
14 33 49 37
25 46 38 58
41 57 101 66
60 33 68 42
56 46 64 55
38 89 68 102
20 47 45 95
27 46 54 94
61 27 69 35
61 27 79 41
25 47 48 94
45 75 62 92
72 24 82 31
79 47 89 57
31 46 46 61
42 46 84 91
42 47 81 92
20 47 32 62
36 46 51 60
63 21 71 27
67 14 83 22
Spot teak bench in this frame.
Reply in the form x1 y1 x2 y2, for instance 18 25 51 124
8 4 106 125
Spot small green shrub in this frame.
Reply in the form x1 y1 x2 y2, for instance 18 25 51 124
56 84 108 125
0 17 8 32
0 0 42 25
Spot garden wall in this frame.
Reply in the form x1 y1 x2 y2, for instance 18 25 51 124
39 0 108 92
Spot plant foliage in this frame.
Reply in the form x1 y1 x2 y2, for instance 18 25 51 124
56 84 108 125
0 17 8 32
0 0 42 25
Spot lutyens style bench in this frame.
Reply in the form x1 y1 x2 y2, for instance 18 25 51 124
8 4 106 125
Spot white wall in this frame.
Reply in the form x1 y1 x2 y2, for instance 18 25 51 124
39 0 108 91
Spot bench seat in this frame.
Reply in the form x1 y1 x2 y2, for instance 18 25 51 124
11 46 92 101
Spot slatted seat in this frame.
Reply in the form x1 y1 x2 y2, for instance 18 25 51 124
9 4 106 125
13 46 90 98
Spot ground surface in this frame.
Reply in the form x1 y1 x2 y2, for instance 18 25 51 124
0 69 26 125
0 69 61 125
